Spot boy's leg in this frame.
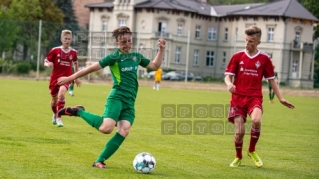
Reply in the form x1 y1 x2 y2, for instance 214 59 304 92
248 107 263 167
94 132 125 165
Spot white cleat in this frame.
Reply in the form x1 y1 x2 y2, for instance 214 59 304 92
52 114 57 125
56 118 63 127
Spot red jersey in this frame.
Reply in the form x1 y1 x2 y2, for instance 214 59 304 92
225 50 274 97
45 46 77 85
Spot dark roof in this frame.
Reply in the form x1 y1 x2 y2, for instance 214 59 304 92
85 1 113 8
135 0 211 16
211 3 264 17
84 0 318 21
228 0 318 21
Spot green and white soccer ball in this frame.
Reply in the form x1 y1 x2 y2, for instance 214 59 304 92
133 152 156 174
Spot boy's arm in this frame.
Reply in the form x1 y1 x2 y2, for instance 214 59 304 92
269 79 294 109
58 62 102 85
146 39 166 71
224 74 236 93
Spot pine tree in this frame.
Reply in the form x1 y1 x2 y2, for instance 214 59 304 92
50 0 80 48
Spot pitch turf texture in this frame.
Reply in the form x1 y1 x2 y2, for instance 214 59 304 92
0 78 318 179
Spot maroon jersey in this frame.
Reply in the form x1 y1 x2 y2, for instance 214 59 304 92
45 46 77 86
225 50 274 97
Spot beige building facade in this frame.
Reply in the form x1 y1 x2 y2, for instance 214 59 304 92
83 0 318 87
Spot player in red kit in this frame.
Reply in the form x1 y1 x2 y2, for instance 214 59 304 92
224 25 294 167
44 30 81 127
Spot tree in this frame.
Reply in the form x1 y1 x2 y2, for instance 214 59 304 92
302 0 319 87
50 0 80 48
0 6 19 55
0 0 63 59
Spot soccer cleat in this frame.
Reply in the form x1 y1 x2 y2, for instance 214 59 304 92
92 162 106 169
248 151 263 167
52 114 57 125
69 91 74 96
230 158 242 167
58 105 85 116
56 118 63 127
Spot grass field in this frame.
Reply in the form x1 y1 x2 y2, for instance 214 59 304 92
0 78 318 179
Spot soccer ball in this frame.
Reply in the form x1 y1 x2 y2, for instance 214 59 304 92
133 152 156 174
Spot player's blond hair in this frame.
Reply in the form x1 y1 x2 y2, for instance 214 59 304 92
244 25 261 40
61 30 72 38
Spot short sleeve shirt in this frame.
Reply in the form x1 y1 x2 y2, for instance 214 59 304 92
46 47 77 85
225 50 274 97
99 49 151 104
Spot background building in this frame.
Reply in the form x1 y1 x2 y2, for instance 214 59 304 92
82 0 318 87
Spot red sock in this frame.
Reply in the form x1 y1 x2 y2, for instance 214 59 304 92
249 127 261 152
51 105 57 114
234 137 243 159
56 99 65 118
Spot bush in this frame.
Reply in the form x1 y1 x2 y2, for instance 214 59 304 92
13 62 31 74
29 61 45 72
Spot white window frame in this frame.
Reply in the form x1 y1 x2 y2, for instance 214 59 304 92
224 28 228 41
195 26 201 39
268 27 274 42
206 51 214 67
118 19 126 27
102 20 107 32
193 49 199 66
177 24 183 36
208 27 217 40
221 51 226 68
175 47 181 64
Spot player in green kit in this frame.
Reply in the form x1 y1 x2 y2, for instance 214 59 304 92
268 65 279 103
57 26 166 168
68 65 75 96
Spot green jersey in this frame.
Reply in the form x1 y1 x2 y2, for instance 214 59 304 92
99 49 150 104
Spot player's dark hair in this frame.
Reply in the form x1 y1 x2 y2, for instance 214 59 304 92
244 25 261 40
112 26 132 41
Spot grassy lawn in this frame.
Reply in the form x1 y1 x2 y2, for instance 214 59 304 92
0 78 318 179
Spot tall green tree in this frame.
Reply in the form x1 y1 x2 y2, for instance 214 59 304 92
302 0 319 87
4 0 63 60
50 0 80 48
0 6 19 55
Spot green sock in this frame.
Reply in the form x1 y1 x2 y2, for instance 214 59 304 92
96 132 125 163
69 85 73 91
271 93 275 100
78 110 103 130
269 93 272 100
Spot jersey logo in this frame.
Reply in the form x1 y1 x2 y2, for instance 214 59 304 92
240 67 244 71
121 58 127 62
133 57 137 62
70 55 73 60
240 61 244 64
255 61 261 69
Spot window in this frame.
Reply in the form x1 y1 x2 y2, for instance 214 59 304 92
118 20 126 27
158 22 166 32
206 51 214 67
102 20 107 32
208 27 217 40
268 27 274 42
195 26 201 39
224 28 228 41
101 43 106 59
295 31 300 44
177 24 183 36
221 51 226 68
175 47 181 63
193 50 199 66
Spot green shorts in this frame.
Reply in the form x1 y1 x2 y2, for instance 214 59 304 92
103 98 135 125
